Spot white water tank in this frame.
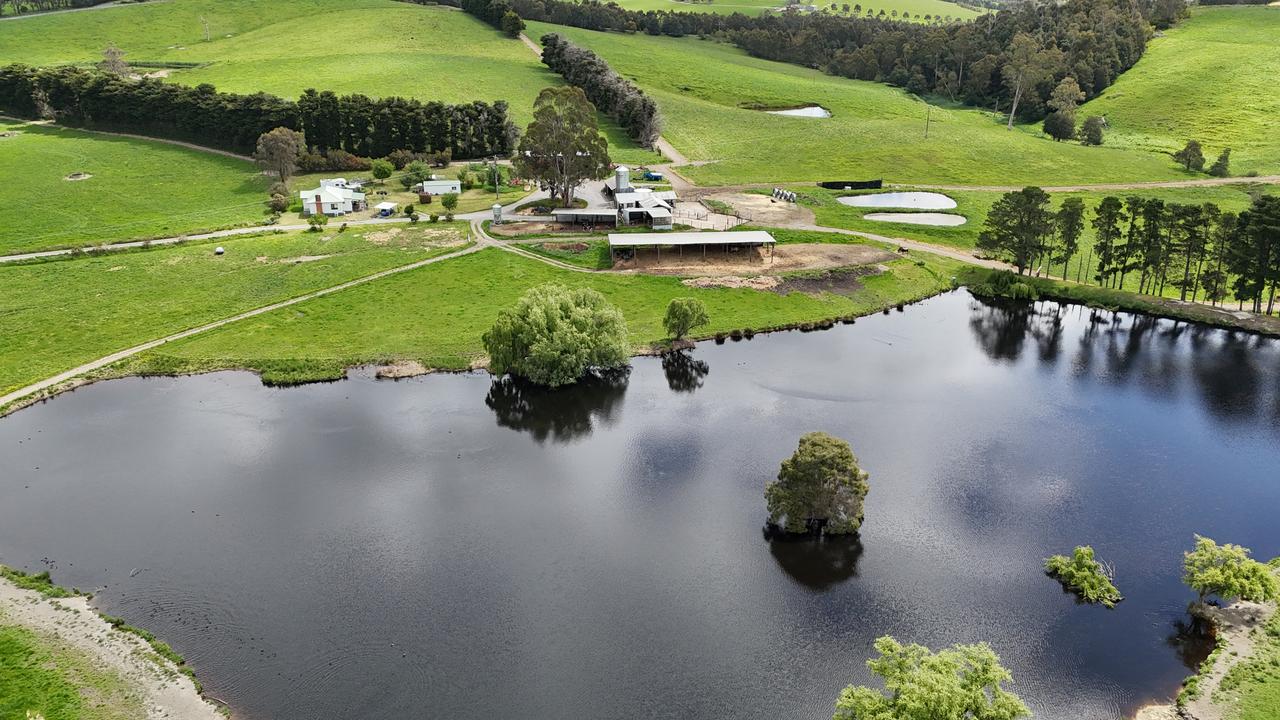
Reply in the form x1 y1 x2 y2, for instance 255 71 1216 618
615 165 631 193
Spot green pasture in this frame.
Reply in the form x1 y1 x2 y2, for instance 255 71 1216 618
0 0 658 162
0 224 469 396
0 121 268 254
119 245 964 384
0 621 143 720
524 22 1189 187
1080 6 1280 177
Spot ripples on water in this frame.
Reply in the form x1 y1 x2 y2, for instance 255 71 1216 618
2 291 1278 720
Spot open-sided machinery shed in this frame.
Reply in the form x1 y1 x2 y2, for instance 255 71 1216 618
606 230 776 263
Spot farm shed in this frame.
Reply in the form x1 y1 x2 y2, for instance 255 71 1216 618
607 230 775 263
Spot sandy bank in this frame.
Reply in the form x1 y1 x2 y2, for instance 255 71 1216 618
1133 593 1276 720
0 576 224 720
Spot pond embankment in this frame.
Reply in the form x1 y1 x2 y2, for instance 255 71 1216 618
1133 593 1277 720
0 574 223 720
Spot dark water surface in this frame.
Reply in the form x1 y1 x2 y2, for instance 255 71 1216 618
3 291 1280 720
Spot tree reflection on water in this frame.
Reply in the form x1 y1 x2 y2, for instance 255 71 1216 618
662 350 710 394
763 525 864 592
485 368 630 444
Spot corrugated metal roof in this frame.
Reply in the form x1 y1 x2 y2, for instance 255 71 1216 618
608 231 775 247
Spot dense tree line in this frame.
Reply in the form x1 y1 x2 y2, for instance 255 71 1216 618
460 0 527 36
0 0 110 16
0 64 517 159
465 0 1169 123
979 190 1280 315
539 33 661 147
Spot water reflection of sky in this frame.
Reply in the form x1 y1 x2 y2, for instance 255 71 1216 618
1 290 1277 720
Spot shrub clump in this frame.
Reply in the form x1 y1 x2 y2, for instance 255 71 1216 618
482 283 629 387
0 566 81 598
1044 545 1123 607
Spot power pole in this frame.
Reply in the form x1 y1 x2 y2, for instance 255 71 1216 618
924 105 932 138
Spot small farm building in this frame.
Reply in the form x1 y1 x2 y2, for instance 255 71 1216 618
417 177 462 195
300 178 366 216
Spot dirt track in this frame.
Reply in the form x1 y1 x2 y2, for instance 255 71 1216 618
611 242 897 276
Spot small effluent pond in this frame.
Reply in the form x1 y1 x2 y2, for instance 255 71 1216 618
764 105 831 118
4 291 1280 720
863 211 967 226
838 191 958 210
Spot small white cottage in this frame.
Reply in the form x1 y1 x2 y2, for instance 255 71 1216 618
300 178 367 216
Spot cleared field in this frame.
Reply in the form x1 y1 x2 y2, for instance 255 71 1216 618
118 245 965 384
1080 7 1280 177
524 22 1187 186
611 0 979 20
0 121 268 254
0 224 469 396
0 0 659 162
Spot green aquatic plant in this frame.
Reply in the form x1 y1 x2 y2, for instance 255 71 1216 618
1044 546 1123 608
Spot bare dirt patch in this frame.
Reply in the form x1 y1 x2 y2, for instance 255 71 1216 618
774 265 885 296
0 130 19 139
375 360 430 379
489 221 588 237
615 242 896 276
682 275 779 290
541 241 589 252
64 171 92 181
364 227 404 245
106 265 125 272
704 192 813 226
280 254 332 264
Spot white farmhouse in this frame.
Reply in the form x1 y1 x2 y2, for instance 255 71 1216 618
300 178 367 216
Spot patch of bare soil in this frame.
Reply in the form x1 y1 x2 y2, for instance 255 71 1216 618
375 360 429 379
0 130 19 139
106 265 125 272
706 192 814 226
682 275 779 290
364 227 403 245
774 265 885 296
490 222 583 237
281 254 332 264
64 171 92 181
541 241 589 252
616 242 896 276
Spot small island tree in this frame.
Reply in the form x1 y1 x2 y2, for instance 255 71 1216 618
482 283 629 387
1183 535 1279 604
663 297 709 340
766 432 869 535
1045 545 1123 607
833 636 1030 720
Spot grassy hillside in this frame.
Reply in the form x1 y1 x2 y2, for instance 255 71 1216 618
0 121 269 254
525 22 1187 186
1079 7 1280 176
117 245 964 384
0 0 658 162
611 0 979 20
0 224 469 396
